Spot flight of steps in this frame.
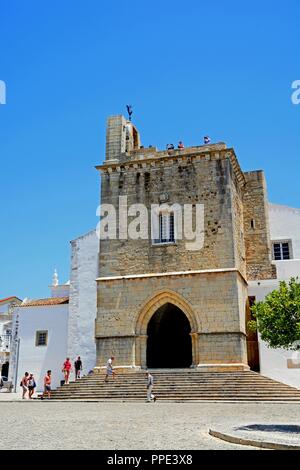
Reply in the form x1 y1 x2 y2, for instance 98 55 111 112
49 370 300 401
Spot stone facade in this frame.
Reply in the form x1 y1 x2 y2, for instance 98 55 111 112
95 115 275 371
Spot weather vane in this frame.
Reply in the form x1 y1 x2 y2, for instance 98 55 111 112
126 104 133 121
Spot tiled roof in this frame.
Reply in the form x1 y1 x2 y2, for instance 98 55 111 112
0 296 22 304
20 297 69 307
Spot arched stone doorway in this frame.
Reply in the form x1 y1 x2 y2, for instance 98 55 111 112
147 303 192 368
135 290 199 368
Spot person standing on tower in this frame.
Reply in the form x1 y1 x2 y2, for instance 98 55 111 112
166 143 175 151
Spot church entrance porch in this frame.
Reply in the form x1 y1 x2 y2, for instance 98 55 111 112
146 303 192 368
96 279 250 372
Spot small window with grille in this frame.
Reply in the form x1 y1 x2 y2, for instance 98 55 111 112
153 212 175 244
35 330 48 347
272 241 292 260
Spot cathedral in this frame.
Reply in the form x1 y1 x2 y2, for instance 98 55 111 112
94 115 275 372
6 115 300 392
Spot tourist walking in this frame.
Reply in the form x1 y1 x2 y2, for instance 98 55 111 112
62 357 72 384
20 372 29 399
43 370 52 399
74 356 82 380
27 373 36 399
146 372 156 402
105 356 115 382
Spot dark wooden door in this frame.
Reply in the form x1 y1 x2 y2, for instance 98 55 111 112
246 296 260 372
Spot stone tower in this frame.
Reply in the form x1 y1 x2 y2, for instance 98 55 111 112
95 115 275 371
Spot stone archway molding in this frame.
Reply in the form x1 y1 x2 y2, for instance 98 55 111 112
134 289 200 368
135 289 200 335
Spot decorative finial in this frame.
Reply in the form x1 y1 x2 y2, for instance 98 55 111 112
126 104 133 121
52 269 59 287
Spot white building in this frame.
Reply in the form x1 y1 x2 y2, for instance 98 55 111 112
8 228 99 393
249 203 300 389
9 272 70 391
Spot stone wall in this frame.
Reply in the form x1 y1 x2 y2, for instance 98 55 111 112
99 151 243 277
243 171 276 280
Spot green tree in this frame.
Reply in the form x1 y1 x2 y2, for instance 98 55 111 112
249 277 300 349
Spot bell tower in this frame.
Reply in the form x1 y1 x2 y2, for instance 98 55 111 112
105 115 141 162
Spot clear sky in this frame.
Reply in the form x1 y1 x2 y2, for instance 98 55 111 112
0 0 299 299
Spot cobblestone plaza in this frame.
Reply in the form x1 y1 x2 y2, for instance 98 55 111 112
1 401 299 450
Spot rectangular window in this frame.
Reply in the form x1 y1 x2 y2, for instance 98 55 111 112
154 212 175 244
35 330 48 347
272 241 292 260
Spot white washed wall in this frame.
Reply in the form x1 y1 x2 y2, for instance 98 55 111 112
269 203 300 259
248 203 300 389
14 304 69 391
67 230 99 375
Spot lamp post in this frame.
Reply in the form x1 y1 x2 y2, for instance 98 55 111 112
7 304 20 393
13 313 20 393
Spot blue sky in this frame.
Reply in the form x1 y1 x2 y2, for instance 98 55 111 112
0 0 299 299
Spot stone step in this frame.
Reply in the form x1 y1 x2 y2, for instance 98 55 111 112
54 386 300 392
63 377 296 384
57 385 297 393
53 388 300 398
47 398 300 402
50 395 300 401
65 379 293 386
53 389 300 398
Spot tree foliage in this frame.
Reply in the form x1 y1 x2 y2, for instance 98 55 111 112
249 277 300 350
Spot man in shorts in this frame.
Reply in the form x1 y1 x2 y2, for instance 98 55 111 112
43 370 52 399
21 372 29 399
105 356 115 382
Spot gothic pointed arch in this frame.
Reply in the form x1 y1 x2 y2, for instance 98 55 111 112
135 289 199 335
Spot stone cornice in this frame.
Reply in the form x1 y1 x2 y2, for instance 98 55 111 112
95 144 246 186
96 267 248 285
